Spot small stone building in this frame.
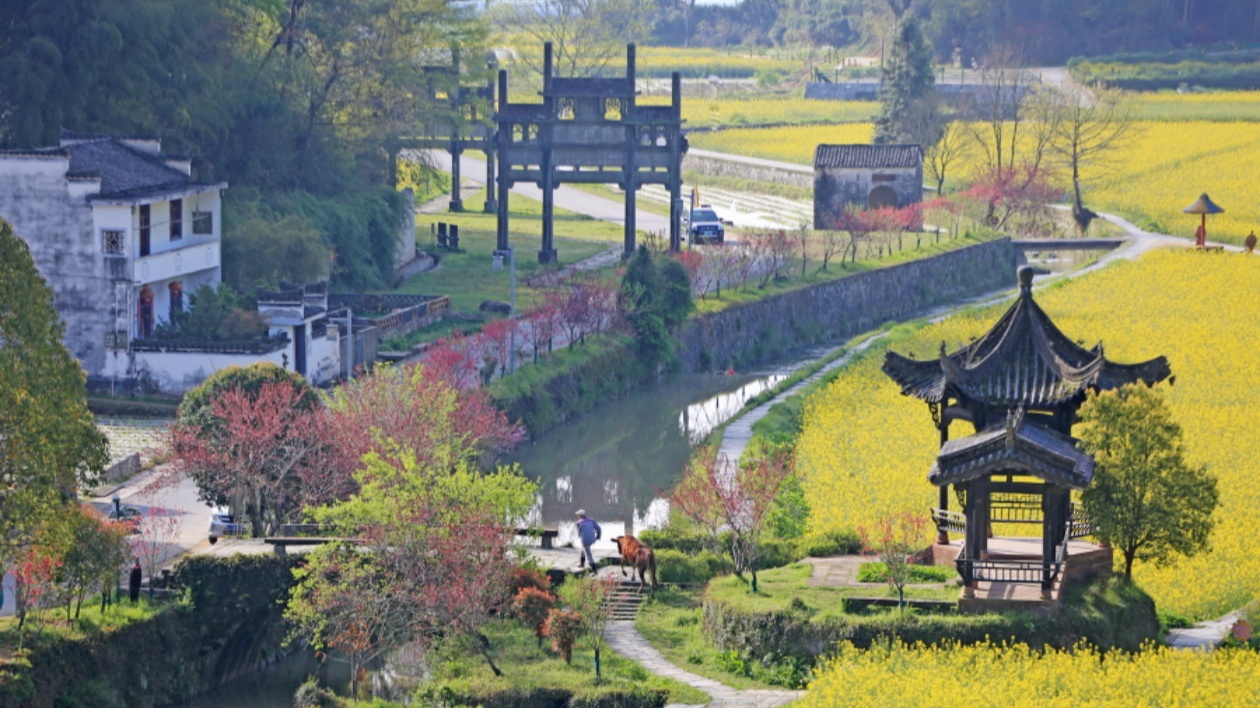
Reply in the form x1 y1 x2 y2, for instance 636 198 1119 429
813 144 923 229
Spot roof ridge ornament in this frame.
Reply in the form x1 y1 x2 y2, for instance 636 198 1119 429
1005 407 1025 451
1017 265 1035 297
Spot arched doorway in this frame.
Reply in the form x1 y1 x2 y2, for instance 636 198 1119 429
868 185 899 209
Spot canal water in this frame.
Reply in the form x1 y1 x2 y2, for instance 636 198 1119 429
192 359 803 705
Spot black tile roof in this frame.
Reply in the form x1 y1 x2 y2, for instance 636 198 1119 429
883 267 1170 408
63 139 192 199
928 412 1094 488
814 144 921 169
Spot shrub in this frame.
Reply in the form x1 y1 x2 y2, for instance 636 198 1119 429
509 566 552 597
655 550 732 584
513 588 556 647
856 562 955 584
755 538 800 571
638 529 707 555
544 609 584 664
798 529 862 557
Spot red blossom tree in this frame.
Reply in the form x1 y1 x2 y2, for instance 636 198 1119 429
13 545 60 636
523 300 561 361
963 167 1062 231
425 330 481 390
168 381 325 536
480 316 519 379
858 511 932 613
321 362 522 489
130 507 183 597
512 587 556 647
666 445 795 592
835 207 881 263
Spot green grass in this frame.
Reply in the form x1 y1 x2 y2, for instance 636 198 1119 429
379 316 487 351
856 562 957 584
692 229 994 315
706 564 958 619
418 619 710 705
398 192 613 315
636 588 785 692
0 597 164 652
419 190 631 246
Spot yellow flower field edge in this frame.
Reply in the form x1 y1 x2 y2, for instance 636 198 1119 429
796 249 1260 619
689 119 1260 247
800 641 1260 706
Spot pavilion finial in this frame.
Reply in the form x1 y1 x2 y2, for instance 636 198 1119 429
1017 265 1034 297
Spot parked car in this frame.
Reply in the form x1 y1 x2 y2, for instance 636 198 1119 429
686 206 725 245
208 507 246 542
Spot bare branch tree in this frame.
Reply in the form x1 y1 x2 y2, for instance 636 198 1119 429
924 120 972 195
1047 84 1136 233
492 0 656 79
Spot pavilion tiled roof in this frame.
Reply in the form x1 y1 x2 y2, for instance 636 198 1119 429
883 267 1170 408
929 410 1094 488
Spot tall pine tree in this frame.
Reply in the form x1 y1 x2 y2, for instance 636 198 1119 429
873 16 942 148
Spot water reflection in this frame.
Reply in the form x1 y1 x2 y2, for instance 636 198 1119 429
504 371 783 550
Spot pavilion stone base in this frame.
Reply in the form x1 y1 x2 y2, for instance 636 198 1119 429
955 544 1114 615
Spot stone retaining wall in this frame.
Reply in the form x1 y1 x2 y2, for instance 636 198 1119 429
682 152 813 190
677 238 1018 372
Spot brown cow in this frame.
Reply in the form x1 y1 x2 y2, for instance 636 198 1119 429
612 535 658 594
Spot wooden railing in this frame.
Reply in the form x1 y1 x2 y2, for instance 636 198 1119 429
957 558 1062 586
931 508 967 535
1068 503 1093 539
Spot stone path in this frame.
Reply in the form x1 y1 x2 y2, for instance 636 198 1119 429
1166 612 1243 650
603 621 802 708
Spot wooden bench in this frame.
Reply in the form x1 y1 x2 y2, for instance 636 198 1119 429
514 528 561 549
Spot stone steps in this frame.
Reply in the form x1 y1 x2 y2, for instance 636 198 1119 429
604 580 650 620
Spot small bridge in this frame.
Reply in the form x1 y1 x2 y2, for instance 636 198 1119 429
1011 238 1125 251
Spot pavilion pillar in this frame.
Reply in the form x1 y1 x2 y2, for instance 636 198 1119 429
1042 486 1069 598
496 69 510 252
936 418 950 544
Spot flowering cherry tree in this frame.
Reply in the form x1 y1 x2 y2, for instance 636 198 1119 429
667 445 795 592
130 507 183 597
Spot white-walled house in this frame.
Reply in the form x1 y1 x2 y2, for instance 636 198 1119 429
0 131 230 390
0 131 429 394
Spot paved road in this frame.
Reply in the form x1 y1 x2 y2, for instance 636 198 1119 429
422 150 671 234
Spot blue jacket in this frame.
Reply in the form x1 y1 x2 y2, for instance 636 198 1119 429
576 517 601 546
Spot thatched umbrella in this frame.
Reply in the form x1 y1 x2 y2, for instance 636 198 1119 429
1183 193 1224 246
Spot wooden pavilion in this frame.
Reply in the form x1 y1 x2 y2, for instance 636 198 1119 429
882 266 1171 600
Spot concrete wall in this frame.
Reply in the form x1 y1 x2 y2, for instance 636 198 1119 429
814 164 923 229
0 154 120 379
682 151 813 189
677 237 1018 372
130 348 289 394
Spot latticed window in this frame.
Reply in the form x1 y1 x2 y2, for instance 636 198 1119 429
102 230 125 255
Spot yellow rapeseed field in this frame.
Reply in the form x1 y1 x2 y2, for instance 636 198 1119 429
688 123 873 163
679 97 877 127
801 642 1260 706
689 119 1260 245
797 249 1260 619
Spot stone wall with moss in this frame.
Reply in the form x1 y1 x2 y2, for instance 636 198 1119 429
0 555 299 708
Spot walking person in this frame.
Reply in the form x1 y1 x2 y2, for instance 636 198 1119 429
575 509 601 572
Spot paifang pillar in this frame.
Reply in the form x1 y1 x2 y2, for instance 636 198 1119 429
539 42 557 264
624 43 637 257
668 71 683 252
495 68 510 253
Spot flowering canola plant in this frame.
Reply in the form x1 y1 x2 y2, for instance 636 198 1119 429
797 249 1260 619
801 641 1260 706
689 119 1260 246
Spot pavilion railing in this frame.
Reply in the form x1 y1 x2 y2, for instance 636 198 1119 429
957 558 1063 586
931 508 967 535
988 496 1044 524
1068 503 1093 539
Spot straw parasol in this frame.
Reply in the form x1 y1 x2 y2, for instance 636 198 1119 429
1183 193 1224 245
